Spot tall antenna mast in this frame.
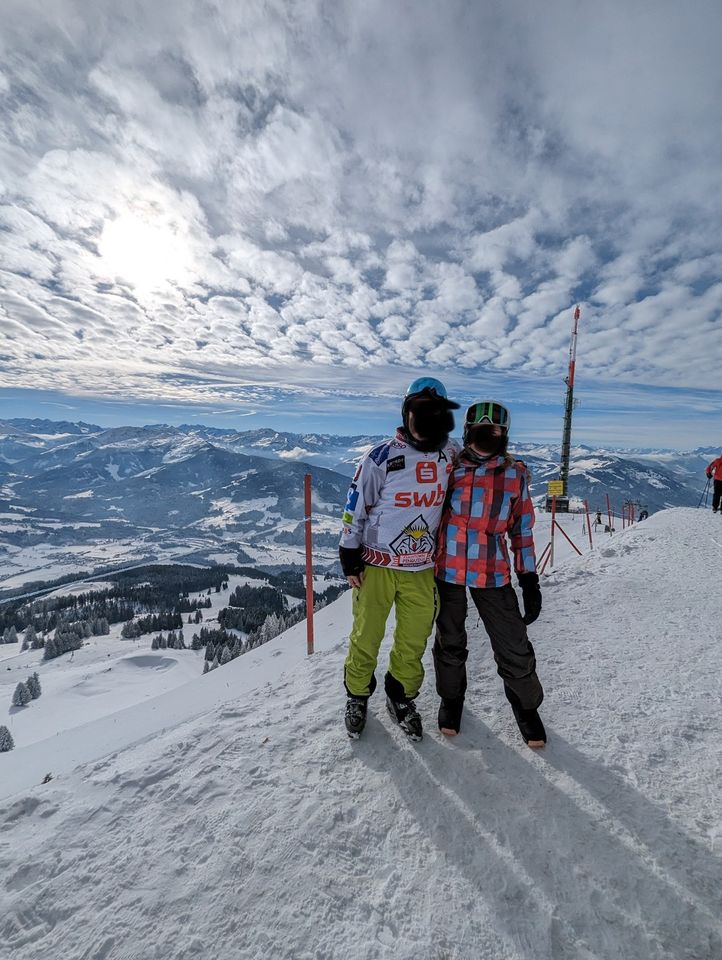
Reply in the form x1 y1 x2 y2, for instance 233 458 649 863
546 305 581 513
560 304 581 496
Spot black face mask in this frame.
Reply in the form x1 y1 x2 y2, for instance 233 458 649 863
463 424 508 459
402 398 454 452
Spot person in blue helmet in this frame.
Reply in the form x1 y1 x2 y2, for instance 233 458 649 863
339 377 460 740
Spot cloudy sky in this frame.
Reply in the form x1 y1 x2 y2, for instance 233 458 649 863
1 0 722 448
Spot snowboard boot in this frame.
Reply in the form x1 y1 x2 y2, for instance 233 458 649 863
386 695 423 741
344 695 368 740
438 696 464 736
505 685 546 748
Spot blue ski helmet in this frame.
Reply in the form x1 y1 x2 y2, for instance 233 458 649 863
404 377 458 405
402 376 459 444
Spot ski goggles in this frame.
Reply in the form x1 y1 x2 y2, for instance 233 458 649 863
465 401 511 431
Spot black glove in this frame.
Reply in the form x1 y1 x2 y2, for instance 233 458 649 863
518 572 542 625
707 472 712 479
339 545 365 578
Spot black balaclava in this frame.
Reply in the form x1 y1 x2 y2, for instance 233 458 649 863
463 423 508 462
402 391 454 452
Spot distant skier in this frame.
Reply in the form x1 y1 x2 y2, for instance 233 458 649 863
340 377 460 741
638 507 649 521
433 401 546 747
706 455 722 513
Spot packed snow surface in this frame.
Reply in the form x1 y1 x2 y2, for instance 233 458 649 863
1 508 721 959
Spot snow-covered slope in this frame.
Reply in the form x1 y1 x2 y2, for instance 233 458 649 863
1 509 721 959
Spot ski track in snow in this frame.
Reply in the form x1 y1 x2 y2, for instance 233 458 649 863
1 509 722 959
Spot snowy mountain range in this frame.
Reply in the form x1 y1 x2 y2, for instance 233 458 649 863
0 418 714 593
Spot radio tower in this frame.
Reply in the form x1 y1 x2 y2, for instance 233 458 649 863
547 305 581 513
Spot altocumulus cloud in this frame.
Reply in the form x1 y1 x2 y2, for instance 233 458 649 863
1 0 722 441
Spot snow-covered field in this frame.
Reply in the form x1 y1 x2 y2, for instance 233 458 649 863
0 575 268 752
1 509 721 959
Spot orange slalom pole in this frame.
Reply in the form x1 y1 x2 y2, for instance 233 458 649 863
304 473 315 655
606 494 612 533
550 496 557 567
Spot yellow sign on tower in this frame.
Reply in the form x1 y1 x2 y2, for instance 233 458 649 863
547 480 564 497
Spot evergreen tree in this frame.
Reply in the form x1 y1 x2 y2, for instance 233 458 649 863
151 635 160 651
202 660 210 675
23 623 37 650
159 633 167 649
176 631 185 650
191 632 203 651
26 672 41 699
43 636 57 660
12 682 31 707
0 725 14 752
121 620 140 639
204 642 215 662
210 656 219 671
219 645 232 665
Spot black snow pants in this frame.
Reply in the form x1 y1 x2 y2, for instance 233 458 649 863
433 579 543 711
713 480 722 512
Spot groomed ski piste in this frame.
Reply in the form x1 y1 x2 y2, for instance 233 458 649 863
2 508 721 960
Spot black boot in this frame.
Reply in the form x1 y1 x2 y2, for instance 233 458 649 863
344 696 368 739
438 697 464 735
386 696 423 740
384 672 423 741
504 685 546 747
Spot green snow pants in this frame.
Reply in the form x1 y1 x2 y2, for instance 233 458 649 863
344 565 439 700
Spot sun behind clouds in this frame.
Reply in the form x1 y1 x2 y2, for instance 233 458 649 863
98 208 192 293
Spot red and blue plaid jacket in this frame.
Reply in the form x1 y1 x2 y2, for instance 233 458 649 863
435 453 537 588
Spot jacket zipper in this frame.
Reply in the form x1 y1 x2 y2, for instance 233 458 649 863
463 464 477 587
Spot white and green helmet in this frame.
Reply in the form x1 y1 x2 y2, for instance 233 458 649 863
464 401 511 443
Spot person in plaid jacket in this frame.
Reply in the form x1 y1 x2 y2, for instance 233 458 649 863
433 400 546 747
706 454 722 513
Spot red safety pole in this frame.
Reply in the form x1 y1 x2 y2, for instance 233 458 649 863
553 520 583 556
606 493 613 534
550 496 557 567
304 474 314 655
539 544 551 576
536 541 552 572
584 499 594 549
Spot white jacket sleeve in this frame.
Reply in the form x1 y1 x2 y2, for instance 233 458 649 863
340 451 385 550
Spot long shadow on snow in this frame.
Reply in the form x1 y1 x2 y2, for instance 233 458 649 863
359 710 722 960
